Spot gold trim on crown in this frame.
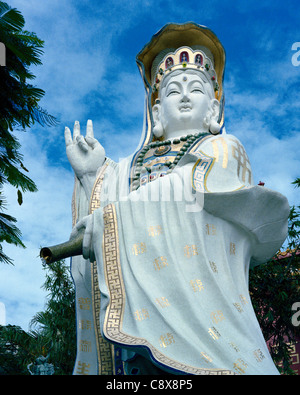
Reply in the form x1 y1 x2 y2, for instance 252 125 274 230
152 46 219 96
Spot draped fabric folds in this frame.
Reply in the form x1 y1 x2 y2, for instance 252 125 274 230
71 133 289 375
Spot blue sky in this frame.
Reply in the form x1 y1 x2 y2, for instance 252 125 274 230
0 0 299 330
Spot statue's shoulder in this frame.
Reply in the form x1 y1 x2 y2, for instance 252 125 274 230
191 132 253 190
197 133 244 149
195 133 249 161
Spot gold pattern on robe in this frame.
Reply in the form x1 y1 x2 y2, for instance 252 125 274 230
79 340 92 353
191 153 215 193
212 140 219 162
233 302 243 313
211 137 228 168
209 261 218 273
76 361 90 375
190 279 204 292
155 297 170 308
239 294 248 305
208 327 221 340
233 358 248 375
211 310 225 324
230 242 236 255
132 242 147 255
78 297 91 310
154 256 168 271
79 320 92 330
148 225 163 237
206 224 216 235
184 244 198 258
134 308 150 321
200 352 213 363
253 349 265 363
159 333 175 348
229 342 240 353
230 139 252 184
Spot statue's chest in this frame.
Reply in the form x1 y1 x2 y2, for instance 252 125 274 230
130 135 200 191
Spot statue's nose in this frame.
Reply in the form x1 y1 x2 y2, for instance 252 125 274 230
181 90 190 102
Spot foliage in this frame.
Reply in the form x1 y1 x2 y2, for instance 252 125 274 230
0 324 43 375
0 1 58 264
249 178 300 375
287 178 300 250
0 260 76 375
0 191 25 264
249 254 300 374
29 259 76 375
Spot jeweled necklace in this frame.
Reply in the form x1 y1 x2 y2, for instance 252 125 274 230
131 131 209 191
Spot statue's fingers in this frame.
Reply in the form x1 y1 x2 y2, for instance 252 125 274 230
73 120 81 142
82 215 93 259
70 224 80 240
85 136 100 149
76 135 89 152
86 119 94 139
70 215 89 240
64 126 73 147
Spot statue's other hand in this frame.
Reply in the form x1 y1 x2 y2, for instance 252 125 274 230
70 214 94 261
64 119 105 179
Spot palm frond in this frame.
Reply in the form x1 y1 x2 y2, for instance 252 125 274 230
0 2 24 32
32 105 59 127
0 244 14 264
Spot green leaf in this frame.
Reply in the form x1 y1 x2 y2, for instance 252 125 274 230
20 161 29 172
17 189 22 205
0 2 24 32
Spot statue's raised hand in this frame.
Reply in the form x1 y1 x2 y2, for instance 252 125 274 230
64 120 105 180
65 120 105 199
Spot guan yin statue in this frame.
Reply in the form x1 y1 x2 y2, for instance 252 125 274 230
44 23 290 375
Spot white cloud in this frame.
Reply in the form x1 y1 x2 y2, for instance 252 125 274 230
224 62 300 208
0 242 46 330
1 131 74 330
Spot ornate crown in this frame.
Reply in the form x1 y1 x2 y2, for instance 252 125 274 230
152 46 219 96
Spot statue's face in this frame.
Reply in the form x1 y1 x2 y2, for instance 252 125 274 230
158 70 212 137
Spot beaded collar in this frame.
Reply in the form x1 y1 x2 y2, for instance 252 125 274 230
131 131 210 191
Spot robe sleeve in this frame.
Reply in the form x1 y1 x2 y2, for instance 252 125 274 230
202 186 290 266
188 133 289 266
189 133 254 193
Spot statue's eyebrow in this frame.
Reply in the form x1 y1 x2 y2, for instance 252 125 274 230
166 80 181 89
165 81 181 95
187 79 205 90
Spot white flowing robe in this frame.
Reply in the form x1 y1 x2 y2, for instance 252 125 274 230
71 133 289 375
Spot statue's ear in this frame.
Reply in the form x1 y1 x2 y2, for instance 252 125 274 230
152 104 164 138
152 104 160 123
210 99 220 121
209 99 221 135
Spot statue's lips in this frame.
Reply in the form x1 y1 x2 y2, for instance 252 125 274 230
179 104 192 112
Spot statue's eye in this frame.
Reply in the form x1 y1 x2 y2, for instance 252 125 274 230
167 89 180 96
191 88 203 94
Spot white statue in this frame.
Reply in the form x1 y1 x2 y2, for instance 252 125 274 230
64 23 289 375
